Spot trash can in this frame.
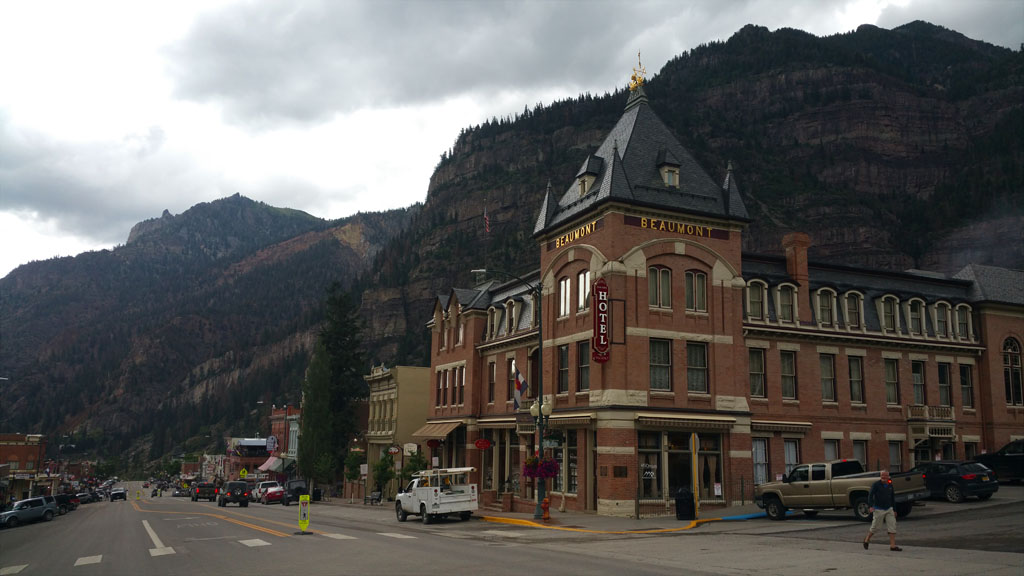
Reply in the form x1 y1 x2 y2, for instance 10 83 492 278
312 488 322 502
675 487 694 520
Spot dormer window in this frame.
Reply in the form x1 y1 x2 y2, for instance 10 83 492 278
661 167 679 188
844 292 862 329
747 281 766 320
506 300 518 335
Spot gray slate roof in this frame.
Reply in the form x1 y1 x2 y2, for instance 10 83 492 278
954 264 1024 305
534 86 750 236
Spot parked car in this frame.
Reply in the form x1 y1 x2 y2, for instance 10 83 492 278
909 460 999 503
253 481 280 502
260 486 284 505
281 479 308 506
110 488 127 501
76 492 93 504
53 494 80 514
1 496 59 528
217 481 250 507
172 487 188 497
974 439 1024 483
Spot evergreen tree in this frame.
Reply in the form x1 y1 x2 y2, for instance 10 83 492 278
298 284 368 486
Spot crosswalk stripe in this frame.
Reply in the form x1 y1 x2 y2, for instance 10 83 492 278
377 532 417 539
239 539 271 547
321 533 357 540
74 555 102 566
0 565 28 575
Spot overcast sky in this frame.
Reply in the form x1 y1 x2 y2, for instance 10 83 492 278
1 0 1020 278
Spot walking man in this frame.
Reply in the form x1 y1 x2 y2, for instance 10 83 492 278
863 469 902 551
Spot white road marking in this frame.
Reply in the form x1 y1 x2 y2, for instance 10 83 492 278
74 556 102 566
239 539 271 547
482 530 527 537
143 519 176 556
0 565 28 575
321 533 357 540
377 533 417 539
167 516 199 520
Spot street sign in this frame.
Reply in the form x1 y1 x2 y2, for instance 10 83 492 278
239 468 248 479
298 494 310 533
266 435 278 453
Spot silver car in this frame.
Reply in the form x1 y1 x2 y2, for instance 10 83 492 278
1 496 59 528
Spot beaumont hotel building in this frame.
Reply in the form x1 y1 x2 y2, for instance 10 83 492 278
418 79 1024 517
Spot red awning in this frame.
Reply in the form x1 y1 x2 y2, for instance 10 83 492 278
257 456 280 472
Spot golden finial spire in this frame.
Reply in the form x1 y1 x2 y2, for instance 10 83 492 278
629 50 646 91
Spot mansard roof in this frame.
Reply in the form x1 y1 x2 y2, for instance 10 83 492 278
534 85 750 236
955 264 1024 305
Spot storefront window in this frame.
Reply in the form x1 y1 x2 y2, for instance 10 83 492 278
639 431 662 499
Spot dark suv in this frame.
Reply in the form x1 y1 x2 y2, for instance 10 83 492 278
910 460 1000 503
281 479 308 506
53 494 80 514
217 481 250 507
192 482 217 502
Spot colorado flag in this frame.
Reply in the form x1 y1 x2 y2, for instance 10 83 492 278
512 360 528 410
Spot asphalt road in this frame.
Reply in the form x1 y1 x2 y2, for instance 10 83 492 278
1 481 1021 576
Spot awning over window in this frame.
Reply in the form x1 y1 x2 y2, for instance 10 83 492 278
635 412 735 431
411 421 462 439
257 456 281 472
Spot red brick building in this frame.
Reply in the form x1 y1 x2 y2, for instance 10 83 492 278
424 77 1024 517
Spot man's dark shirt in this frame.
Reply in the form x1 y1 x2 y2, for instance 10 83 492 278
868 478 895 510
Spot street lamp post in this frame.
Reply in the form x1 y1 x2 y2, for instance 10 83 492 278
471 268 548 519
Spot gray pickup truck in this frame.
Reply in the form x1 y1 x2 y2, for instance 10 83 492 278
755 459 929 521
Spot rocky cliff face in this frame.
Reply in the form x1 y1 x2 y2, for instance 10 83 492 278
358 21 1023 367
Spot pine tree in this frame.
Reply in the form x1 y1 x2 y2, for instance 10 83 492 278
298 284 368 487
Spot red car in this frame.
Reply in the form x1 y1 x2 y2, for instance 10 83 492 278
260 486 284 505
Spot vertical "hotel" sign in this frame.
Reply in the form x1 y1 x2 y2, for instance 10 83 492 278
592 278 610 363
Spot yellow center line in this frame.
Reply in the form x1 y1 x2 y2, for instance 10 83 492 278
480 515 722 534
190 502 329 535
130 500 291 537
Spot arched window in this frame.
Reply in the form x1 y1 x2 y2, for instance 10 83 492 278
882 296 899 332
956 305 972 340
685 270 707 312
1004 338 1023 406
648 266 671 308
747 281 766 320
844 292 862 329
558 277 571 317
778 285 796 323
934 302 950 337
908 299 925 335
816 289 836 327
577 270 591 311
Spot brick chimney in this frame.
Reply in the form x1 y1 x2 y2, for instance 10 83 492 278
782 232 811 324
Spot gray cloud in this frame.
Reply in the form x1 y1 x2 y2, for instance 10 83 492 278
0 118 208 245
166 0 1020 130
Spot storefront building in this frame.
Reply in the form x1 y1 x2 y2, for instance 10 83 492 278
366 364 430 499
423 72 1024 517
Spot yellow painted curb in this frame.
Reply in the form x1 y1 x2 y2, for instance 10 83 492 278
480 515 721 534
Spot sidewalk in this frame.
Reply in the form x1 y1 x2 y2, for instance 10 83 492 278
316 493 767 534
317 484 1023 536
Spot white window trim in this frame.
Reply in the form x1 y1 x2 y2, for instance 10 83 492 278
747 280 768 322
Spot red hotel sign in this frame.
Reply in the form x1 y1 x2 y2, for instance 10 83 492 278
592 278 610 363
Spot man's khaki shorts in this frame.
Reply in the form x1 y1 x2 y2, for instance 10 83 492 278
869 508 897 534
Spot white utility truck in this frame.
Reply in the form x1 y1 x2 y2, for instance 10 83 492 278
395 467 478 524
